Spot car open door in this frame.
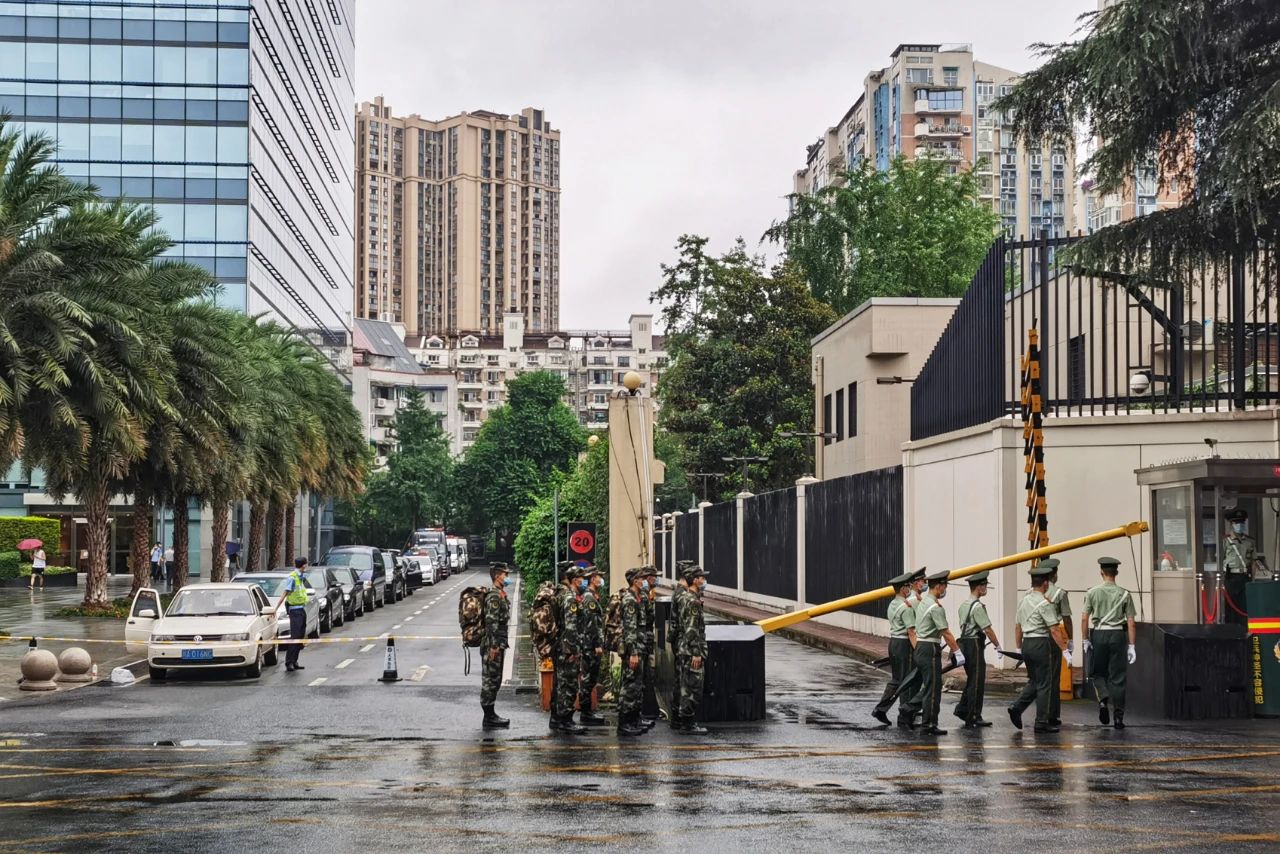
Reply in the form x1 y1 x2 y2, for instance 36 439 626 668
125 587 161 654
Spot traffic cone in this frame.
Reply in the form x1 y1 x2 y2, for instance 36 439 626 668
379 637 402 683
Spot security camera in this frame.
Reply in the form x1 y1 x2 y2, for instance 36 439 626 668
1129 372 1151 396
1204 438 1218 448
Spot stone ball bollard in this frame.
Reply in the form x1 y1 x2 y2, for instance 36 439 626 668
19 648 59 691
56 647 94 683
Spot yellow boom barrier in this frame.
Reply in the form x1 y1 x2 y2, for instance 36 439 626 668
755 520 1149 634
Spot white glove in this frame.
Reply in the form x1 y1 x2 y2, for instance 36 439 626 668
1083 639 1093 655
1067 640 1074 656
1127 644 1136 665
1063 649 1072 663
953 650 966 667
995 648 1004 660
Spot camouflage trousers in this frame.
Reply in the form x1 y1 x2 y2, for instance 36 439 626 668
551 651 581 718
618 654 643 718
480 646 504 706
577 650 600 710
675 654 705 721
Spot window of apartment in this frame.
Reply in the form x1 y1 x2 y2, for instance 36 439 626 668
942 66 959 87
928 89 964 111
835 388 845 440
617 356 630 368
906 68 932 85
823 394 833 445
1067 335 1086 404
593 393 607 404
847 382 858 438
976 81 995 103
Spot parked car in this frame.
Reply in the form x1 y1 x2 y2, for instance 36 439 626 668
328 565 365 620
232 571 321 639
446 537 464 574
399 551 425 590
382 550 407 602
404 548 438 585
126 583 280 681
304 567 345 633
323 546 388 610
429 542 449 579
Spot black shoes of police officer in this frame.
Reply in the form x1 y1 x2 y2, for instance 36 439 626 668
579 710 608 727
922 725 947 735
1113 711 1125 730
550 714 586 735
1098 701 1111 725
1007 706 1023 730
1033 723 1060 733
897 714 916 730
872 710 892 726
285 664 305 671
617 713 645 737
482 706 510 729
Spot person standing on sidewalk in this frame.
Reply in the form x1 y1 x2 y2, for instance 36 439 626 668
954 571 1001 728
273 557 310 672
1008 565 1067 732
480 562 512 729
150 543 163 583
576 566 607 727
1081 556 1137 730
163 545 175 587
872 571 918 727
909 569 964 736
29 546 47 590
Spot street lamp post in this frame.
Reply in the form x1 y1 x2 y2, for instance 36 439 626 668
721 455 767 496
687 472 724 504
779 430 838 480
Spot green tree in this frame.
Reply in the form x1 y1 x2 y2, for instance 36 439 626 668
766 157 1000 315
994 0 1280 267
456 371 585 546
653 236 835 498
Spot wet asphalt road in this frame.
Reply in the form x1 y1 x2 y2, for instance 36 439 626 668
1 567 1278 853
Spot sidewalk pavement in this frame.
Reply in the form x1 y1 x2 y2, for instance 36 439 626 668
688 587 1052 697
0 575 141 702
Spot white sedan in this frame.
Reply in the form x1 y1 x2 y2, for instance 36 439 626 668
125 584 280 681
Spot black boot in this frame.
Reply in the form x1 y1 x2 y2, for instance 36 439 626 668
1007 706 1023 730
670 713 684 730
1098 701 1111 725
872 710 892 726
897 714 916 730
482 705 510 729
1113 711 1125 730
618 713 645 737
559 713 586 735
579 706 607 726
680 719 709 735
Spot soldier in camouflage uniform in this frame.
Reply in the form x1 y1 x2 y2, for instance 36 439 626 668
480 563 511 729
576 565 607 726
550 565 586 735
673 562 709 733
617 568 648 736
639 565 660 729
669 560 696 724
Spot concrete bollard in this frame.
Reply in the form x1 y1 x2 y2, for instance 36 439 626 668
56 647 94 683
20 648 59 691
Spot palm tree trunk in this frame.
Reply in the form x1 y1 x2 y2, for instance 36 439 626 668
172 496 190 590
284 500 296 565
130 496 152 596
82 490 111 608
210 500 230 583
268 500 285 569
247 500 265 572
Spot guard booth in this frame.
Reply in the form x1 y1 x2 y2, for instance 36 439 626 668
1135 458 1280 718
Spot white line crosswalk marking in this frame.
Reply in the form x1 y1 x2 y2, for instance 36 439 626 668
359 643 374 652
335 659 354 670
308 677 327 686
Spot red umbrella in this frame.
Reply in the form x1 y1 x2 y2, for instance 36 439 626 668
16 538 42 550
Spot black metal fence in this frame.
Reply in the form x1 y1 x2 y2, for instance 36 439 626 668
805 466 903 618
912 236 1280 441
742 487 797 600
676 512 698 564
702 501 736 586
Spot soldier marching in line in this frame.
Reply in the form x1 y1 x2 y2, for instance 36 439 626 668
871 571 919 728
1081 556 1137 729
1042 558 1072 727
639 566 660 731
1008 564 1067 732
908 569 964 736
671 561 709 734
895 566 928 728
577 565 608 727
905 566 927 607
480 562 512 729
550 564 586 735
953 570 1001 728
617 568 648 737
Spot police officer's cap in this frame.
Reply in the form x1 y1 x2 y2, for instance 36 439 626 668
925 569 951 585
1098 556 1121 567
584 564 602 577
909 567 927 583
1037 557 1060 571
888 571 914 587
640 564 658 578
680 563 706 582
676 559 698 570
557 559 575 570
624 567 641 583
967 570 992 587
488 561 509 577
1029 565 1056 580
1227 508 1248 522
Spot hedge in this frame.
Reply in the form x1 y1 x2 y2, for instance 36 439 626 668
0 551 20 580
0 516 60 554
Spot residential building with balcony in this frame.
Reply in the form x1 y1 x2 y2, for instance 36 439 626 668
792 43 1079 238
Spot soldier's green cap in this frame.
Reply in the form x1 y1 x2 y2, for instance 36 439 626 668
489 561 509 570
1098 556 1121 568
676 559 698 569
888 571 914 587
1227 508 1248 521
625 567 641 583
967 570 992 586
1029 565 1056 579
557 559 574 570
639 564 658 578
584 564 603 577
680 563 706 582
926 569 951 585
1037 557 1060 570
909 567 927 582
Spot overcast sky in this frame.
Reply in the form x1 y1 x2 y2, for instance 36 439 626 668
355 0 1094 329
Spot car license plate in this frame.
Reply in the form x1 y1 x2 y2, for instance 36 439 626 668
181 648 213 661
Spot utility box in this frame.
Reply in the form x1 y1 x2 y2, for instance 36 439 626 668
702 624 766 722
1246 581 1280 718
1129 622 1250 720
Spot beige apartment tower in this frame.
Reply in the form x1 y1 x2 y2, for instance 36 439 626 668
355 97 561 336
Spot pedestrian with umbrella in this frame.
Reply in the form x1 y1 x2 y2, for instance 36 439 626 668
18 539 46 590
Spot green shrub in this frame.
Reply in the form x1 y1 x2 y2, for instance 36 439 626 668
0 551 21 581
0 516 59 554
18 564 75 576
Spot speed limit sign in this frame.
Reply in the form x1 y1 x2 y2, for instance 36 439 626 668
567 522 596 564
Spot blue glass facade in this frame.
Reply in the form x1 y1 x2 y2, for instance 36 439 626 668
0 0 354 348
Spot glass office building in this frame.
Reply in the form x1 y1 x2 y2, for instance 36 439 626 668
0 0 354 351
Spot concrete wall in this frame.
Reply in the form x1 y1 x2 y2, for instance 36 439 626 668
903 409 1280 669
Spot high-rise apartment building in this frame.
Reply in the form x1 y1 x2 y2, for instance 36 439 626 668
0 0 355 571
0 0 355 362
355 96 561 337
792 43 1078 237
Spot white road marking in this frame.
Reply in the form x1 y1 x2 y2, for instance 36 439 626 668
359 643 374 653
308 677 328 687
392 624 401 630
410 665 430 682
404 616 414 622
335 658 355 670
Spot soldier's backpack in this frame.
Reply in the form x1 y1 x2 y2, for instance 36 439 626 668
604 590 623 653
458 586 489 648
529 580 559 660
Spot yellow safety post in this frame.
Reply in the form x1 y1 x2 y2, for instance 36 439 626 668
755 521 1149 634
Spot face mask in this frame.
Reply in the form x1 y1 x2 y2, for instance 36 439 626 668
1233 523 1246 534
577 579 588 592
502 578 513 588
640 580 650 592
